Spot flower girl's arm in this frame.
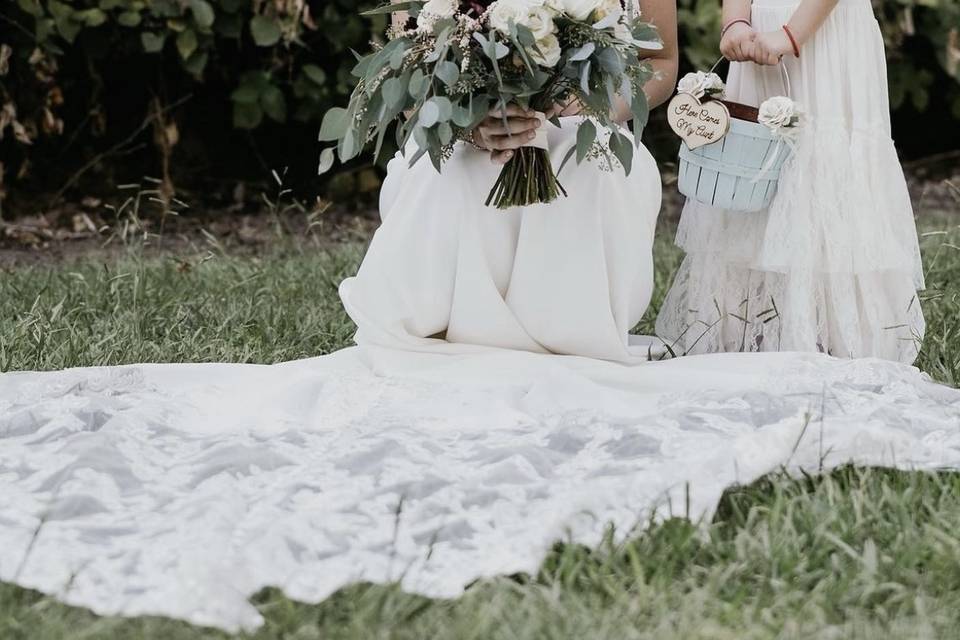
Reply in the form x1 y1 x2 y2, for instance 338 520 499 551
634 0 679 113
559 0 677 123
751 0 839 64
785 0 840 45
720 0 756 62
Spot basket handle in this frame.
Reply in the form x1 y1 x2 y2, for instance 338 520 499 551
710 56 792 99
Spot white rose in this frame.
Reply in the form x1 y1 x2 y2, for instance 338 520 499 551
594 0 623 20
676 71 725 99
487 0 530 34
489 0 556 37
525 6 557 40
546 0 603 21
417 0 458 29
529 33 562 67
758 96 803 129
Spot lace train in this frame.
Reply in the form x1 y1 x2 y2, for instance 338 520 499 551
1 348 958 630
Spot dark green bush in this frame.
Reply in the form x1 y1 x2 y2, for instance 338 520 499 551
0 0 957 215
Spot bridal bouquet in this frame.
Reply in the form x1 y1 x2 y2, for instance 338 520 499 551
318 0 661 209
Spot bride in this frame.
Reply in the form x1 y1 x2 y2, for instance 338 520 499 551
340 0 680 362
1 0 958 632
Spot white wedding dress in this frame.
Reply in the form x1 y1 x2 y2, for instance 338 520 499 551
1 115 959 633
656 0 925 363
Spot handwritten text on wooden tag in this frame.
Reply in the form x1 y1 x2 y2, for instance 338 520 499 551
667 93 731 150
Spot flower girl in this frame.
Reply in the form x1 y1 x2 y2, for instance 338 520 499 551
656 0 925 363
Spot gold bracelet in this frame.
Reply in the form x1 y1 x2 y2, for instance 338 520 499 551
463 128 486 151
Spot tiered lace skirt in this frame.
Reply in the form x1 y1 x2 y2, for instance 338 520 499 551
656 0 925 363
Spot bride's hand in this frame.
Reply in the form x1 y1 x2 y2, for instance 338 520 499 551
545 96 583 119
472 105 543 165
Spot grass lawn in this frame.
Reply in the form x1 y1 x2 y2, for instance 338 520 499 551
1 215 959 639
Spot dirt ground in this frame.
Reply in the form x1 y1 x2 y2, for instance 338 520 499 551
2 155 957 269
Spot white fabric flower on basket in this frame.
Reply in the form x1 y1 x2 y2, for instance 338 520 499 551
758 96 804 131
676 71 725 100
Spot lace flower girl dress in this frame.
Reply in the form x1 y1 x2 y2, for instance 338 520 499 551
656 0 925 363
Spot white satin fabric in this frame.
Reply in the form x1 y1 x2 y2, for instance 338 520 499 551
340 117 664 363
2 348 958 631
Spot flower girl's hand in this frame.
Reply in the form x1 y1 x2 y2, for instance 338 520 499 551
750 30 794 65
720 22 757 62
472 105 543 165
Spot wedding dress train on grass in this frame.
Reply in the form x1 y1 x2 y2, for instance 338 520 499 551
1 122 958 632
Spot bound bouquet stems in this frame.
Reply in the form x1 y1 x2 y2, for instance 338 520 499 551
486 131 567 209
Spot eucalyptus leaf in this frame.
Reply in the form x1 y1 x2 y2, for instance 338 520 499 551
419 101 441 128
631 88 649 136
339 129 359 161
596 47 624 75
319 107 350 141
451 106 473 128
438 122 453 146
579 61 591 94
390 42 409 70
576 120 596 164
352 53 375 78
436 61 460 88
593 13 619 30
382 77 407 108
408 68 428 98
318 148 336 175
608 130 632 175
430 96 453 122
412 125 429 150
568 43 595 62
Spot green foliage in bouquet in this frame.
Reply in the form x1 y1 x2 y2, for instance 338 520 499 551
318 0 661 210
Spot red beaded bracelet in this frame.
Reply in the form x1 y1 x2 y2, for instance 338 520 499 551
721 18 751 39
782 24 800 57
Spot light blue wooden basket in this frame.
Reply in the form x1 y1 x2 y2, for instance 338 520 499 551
677 116 791 213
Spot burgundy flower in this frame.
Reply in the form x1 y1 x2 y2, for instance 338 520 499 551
459 0 493 17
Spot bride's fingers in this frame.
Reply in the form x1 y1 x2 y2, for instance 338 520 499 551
480 116 541 136
483 129 539 151
490 149 514 165
488 104 535 119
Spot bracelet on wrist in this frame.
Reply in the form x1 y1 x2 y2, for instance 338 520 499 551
782 24 800 58
462 128 486 151
720 18 751 39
